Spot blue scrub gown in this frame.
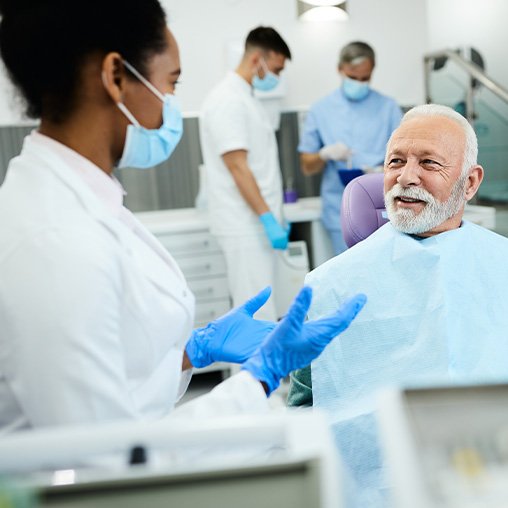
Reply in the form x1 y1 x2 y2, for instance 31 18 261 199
298 87 402 255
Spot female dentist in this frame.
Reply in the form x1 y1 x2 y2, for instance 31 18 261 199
0 0 365 432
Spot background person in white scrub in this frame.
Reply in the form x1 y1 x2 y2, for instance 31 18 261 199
200 27 291 321
0 0 366 433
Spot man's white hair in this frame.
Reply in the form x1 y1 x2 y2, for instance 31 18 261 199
398 104 478 176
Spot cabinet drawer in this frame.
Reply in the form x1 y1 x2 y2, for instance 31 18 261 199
156 231 220 256
194 299 232 327
188 277 230 302
177 253 227 279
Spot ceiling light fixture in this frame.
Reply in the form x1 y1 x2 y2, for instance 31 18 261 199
297 0 348 22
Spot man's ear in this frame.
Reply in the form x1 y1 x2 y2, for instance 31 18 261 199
252 51 261 64
465 165 484 201
101 52 128 104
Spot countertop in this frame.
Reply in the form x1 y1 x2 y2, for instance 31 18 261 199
135 197 496 234
135 197 323 234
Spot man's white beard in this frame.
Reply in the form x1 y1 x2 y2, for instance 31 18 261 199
384 176 467 235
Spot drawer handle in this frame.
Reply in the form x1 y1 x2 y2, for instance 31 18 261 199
185 240 210 251
188 263 212 273
166 240 211 251
193 287 214 298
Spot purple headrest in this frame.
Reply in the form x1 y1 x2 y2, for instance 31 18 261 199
341 173 389 248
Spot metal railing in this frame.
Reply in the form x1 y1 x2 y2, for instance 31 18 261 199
424 49 508 123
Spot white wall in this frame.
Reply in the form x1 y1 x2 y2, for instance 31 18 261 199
0 0 429 124
426 0 508 87
0 63 26 126
166 0 428 113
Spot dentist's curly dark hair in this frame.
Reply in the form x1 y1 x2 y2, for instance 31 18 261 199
0 0 168 122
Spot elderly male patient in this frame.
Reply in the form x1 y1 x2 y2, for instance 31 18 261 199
288 104 508 505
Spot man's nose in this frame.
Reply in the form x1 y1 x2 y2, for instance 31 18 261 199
397 160 421 187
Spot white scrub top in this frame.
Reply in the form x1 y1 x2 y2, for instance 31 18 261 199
0 133 268 433
200 71 284 236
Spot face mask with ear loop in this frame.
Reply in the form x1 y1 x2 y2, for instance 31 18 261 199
109 60 184 169
342 76 370 101
252 58 280 92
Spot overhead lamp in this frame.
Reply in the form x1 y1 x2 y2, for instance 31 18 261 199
297 0 348 22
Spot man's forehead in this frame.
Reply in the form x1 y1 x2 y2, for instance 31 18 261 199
388 116 465 154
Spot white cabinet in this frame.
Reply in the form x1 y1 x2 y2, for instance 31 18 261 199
173 252 227 280
138 222 231 376
156 230 221 255
193 299 232 328
152 228 232 328
187 277 230 302
135 212 234 376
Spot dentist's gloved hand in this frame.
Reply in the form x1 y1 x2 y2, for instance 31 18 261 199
259 212 290 250
319 142 352 162
185 287 276 368
242 287 367 395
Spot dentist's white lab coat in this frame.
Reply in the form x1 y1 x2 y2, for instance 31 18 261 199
0 135 268 434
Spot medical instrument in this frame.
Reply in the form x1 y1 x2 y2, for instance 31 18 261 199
284 176 298 203
185 286 276 368
284 188 299 203
379 384 508 508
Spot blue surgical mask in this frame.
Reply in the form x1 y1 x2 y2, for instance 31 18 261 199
252 58 279 92
343 76 370 101
115 60 183 169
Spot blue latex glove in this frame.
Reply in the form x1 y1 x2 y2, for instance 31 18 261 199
185 287 277 368
259 212 290 250
242 287 367 395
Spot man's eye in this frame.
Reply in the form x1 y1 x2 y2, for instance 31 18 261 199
388 158 403 165
421 159 441 169
169 80 180 91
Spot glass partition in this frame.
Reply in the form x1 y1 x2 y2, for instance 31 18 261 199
426 54 508 202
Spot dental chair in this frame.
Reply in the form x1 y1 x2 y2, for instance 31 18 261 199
340 173 389 248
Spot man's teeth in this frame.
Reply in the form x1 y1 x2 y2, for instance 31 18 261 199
398 197 421 203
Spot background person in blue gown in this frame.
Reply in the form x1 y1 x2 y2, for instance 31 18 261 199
298 41 402 255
